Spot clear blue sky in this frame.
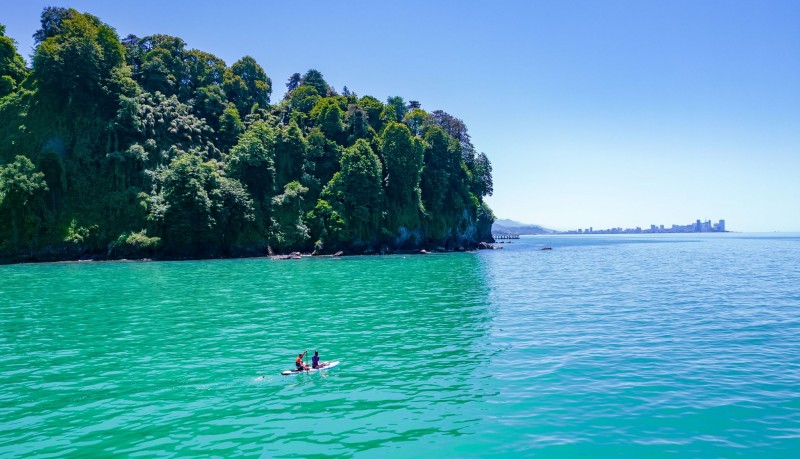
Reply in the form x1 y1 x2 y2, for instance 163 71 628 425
4 1 799 231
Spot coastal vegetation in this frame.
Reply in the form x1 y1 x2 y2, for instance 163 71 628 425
0 8 494 262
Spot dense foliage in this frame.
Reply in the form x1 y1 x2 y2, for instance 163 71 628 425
0 8 494 262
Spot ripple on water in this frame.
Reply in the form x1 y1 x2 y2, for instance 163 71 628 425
1 235 800 457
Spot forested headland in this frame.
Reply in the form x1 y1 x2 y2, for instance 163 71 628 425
0 8 494 263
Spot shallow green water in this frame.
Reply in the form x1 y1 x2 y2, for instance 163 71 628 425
2 234 800 457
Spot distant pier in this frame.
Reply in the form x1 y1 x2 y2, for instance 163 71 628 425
493 234 520 240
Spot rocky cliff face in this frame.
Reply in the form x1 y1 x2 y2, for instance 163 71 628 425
386 209 494 252
323 208 495 256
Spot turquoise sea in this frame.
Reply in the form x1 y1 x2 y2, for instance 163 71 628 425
2 233 800 457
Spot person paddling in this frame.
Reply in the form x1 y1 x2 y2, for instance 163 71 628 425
295 351 309 371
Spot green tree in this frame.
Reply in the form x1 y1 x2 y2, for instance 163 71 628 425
381 122 424 230
285 72 301 93
274 121 306 187
346 104 373 145
0 8 496 260
305 199 345 253
38 149 66 210
185 49 226 93
310 98 345 140
322 139 383 243
420 127 461 238
290 85 320 114
271 181 309 250
470 151 493 199
137 35 187 95
403 108 430 137
215 173 255 249
158 153 252 254
380 104 399 126
0 24 28 97
385 96 408 122
462 150 494 201
122 33 144 73
218 102 244 151
32 9 126 109
127 91 219 170
159 154 215 250
224 56 271 114
0 156 49 246
476 201 495 242
183 49 227 126
358 95 384 131
32 7 77 44
0 76 14 98
193 84 227 130
304 128 341 199
302 69 328 97
225 122 277 229
124 35 223 102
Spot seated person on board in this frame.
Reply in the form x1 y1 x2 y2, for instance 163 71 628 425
311 350 325 369
295 351 309 371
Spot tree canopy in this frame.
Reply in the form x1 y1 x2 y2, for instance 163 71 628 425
0 7 494 262
0 24 28 97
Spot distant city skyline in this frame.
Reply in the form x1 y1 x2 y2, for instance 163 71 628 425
3 1 799 232
493 218 730 235
561 219 727 235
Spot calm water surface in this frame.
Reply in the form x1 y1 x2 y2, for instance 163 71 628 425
2 233 799 457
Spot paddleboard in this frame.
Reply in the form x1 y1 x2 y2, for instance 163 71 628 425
281 360 340 375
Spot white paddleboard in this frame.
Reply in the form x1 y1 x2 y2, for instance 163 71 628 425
281 360 340 375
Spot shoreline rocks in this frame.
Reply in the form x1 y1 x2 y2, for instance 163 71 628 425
1 240 501 265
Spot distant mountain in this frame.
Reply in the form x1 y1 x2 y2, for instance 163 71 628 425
492 219 555 235
494 219 528 227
